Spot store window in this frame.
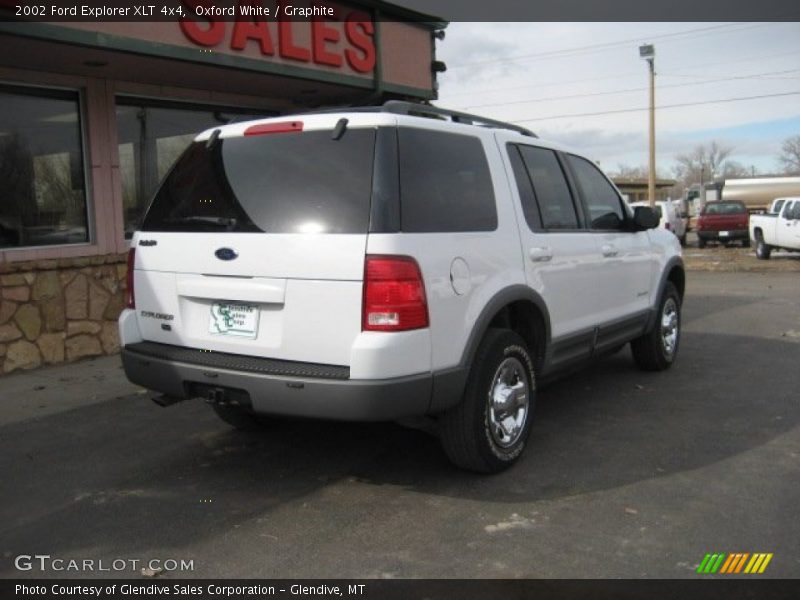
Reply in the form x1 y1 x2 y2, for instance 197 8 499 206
0 86 89 249
116 99 270 239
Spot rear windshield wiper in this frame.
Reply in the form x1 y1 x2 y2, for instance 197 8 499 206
162 216 238 230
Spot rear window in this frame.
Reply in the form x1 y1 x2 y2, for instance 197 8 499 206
141 129 376 234
702 202 745 215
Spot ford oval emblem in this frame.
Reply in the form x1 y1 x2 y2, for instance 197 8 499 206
215 247 238 261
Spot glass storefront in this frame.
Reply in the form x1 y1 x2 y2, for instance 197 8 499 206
115 100 271 239
0 86 89 249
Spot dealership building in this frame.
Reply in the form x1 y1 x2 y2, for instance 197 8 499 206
0 5 445 374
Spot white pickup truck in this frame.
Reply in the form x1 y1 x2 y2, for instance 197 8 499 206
749 197 800 259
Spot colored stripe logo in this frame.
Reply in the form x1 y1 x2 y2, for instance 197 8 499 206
697 553 773 574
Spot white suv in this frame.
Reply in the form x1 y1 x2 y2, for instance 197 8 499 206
119 102 684 473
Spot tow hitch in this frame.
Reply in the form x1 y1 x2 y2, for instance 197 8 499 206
204 388 229 406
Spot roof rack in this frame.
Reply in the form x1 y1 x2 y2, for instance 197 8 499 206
303 101 537 138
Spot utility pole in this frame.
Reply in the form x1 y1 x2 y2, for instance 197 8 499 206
640 44 656 208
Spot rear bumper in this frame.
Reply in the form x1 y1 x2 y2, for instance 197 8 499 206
121 342 433 421
697 229 748 241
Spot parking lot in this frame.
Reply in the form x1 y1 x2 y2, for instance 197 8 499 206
1 266 798 579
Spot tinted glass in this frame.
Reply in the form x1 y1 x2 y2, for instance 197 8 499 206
703 202 746 215
0 86 88 249
507 145 542 230
567 155 625 230
517 145 577 230
116 101 270 239
142 129 376 234
399 128 497 232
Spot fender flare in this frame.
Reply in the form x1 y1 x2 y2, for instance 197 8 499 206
459 284 552 371
645 256 685 332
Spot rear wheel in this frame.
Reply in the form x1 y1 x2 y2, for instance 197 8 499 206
631 282 681 372
211 404 271 431
440 329 535 473
756 237 772 260
742 238 751 248
697 237 706 249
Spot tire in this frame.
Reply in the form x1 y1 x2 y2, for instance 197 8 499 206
440 329 536 474
697 237 706 249
756 237 772 260
742 238 750 248
211 404 271 431
631 282 681 372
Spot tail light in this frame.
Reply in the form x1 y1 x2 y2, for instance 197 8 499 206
125 248 135 309
362 255 429 332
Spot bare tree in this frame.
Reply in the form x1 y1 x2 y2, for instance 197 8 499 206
778 135 800 175
673 141 735 187
721 160 754 179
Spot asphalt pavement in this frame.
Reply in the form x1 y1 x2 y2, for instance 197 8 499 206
1 271 798 579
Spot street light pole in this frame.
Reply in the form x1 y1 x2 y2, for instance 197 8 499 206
640 44 656 208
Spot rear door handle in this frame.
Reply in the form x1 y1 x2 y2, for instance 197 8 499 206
601 244 619 257
529 247 553 262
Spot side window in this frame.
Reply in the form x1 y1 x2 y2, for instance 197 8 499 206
398 128 497 232
782 201 795 219
506 145 542 230
567 155 626 230
515 145 578 230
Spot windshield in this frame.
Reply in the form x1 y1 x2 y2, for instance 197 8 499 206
141 129 376 234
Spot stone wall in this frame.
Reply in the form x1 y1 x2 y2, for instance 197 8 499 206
0 254 128 375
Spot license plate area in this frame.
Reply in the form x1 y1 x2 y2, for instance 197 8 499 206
209 301 259 338
719 231 730 237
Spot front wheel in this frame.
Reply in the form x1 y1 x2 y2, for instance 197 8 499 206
440 329 535 473
631 282 681 371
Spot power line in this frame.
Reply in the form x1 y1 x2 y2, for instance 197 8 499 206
455 69 800 110
446 22 781 71
440 49 800 99
510 91 800 123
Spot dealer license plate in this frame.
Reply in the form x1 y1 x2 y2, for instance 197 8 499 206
719 231 730 237
209 302 259 338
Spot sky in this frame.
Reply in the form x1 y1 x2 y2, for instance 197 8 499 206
433 22 800 178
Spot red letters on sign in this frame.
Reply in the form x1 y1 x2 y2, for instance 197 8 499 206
179 0 376 73
278 20 311 62
312 17 343 67
344 15 376 73
231 1 274 54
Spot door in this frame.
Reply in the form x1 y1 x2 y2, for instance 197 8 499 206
502 142 600 345
131 125 376 366
563 154 656 329
777 200 800 248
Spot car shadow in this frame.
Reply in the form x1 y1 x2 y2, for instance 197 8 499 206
1 331 798 569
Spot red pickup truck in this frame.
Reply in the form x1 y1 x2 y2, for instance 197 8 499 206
695 201 750 248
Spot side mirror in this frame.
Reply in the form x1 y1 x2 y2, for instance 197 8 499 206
632 206 659 230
